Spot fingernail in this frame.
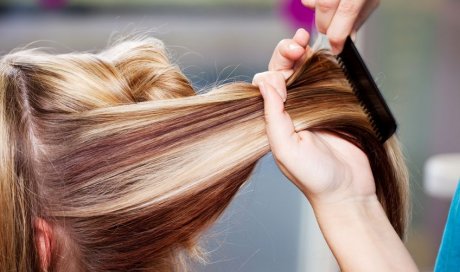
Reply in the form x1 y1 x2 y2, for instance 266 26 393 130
288 43 302 51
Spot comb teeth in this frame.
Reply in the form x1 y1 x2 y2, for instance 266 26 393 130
336 37 397 143
336 57 382 140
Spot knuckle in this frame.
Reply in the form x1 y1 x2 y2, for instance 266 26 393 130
277 39 291 53
260 72 272 82
317 0 338 11
252 73 262 84
278 39 290 48
253 72 269 85
337 0 360 15
327 32 344 45
255 71 284 87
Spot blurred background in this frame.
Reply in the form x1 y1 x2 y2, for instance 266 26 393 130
1 0 458 271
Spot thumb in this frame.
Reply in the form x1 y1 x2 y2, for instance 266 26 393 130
259 81 299 158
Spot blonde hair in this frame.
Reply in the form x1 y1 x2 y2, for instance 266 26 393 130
0 37 409 271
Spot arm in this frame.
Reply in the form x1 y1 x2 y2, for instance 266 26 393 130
313 197 417 271
253 29 418 271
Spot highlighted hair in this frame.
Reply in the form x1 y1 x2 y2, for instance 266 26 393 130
0 37 409 271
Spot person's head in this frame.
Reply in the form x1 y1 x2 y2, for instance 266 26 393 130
0 37 409 271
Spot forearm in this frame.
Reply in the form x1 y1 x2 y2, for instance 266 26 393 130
311 196 418 272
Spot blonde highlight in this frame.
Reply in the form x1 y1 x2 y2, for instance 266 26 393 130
0 37 409 271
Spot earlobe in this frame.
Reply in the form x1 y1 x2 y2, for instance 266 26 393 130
34 217 53 271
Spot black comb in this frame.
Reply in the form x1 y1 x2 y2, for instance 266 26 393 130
336 36 397 143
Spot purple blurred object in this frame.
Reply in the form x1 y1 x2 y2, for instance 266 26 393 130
279 0 315 31
39 0 67 9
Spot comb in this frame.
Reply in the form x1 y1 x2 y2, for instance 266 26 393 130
336 36 397 143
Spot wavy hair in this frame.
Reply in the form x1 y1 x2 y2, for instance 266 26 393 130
0 37 409 271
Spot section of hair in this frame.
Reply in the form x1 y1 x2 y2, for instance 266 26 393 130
0 37 409 271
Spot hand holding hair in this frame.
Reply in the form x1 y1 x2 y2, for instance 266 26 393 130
253 28 376 207
253 29 418 271
301 0 380 53
1 29 413 271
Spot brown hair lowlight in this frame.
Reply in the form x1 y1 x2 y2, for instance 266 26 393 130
0 37 409 271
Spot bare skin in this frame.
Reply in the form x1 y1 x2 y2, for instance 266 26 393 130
252 29 419 272
302 0 380 53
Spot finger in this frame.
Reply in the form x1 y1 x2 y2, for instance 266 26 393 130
253 72 287 102
315 0 340 34
268 37 307 73
352 0 379 31
327 0 366 54
291 29 311 72
259 81 299 159
292 28 310 48
301 0 316 9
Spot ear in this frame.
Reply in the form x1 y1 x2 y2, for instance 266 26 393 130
34 217 53 271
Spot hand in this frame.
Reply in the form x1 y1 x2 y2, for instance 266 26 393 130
253 30 418 271
253 29 376 208
302 0 380 53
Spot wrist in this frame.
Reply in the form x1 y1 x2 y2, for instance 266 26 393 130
309 195 418 272
310 194 381 218
306 190 380 214
310 194 386 237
